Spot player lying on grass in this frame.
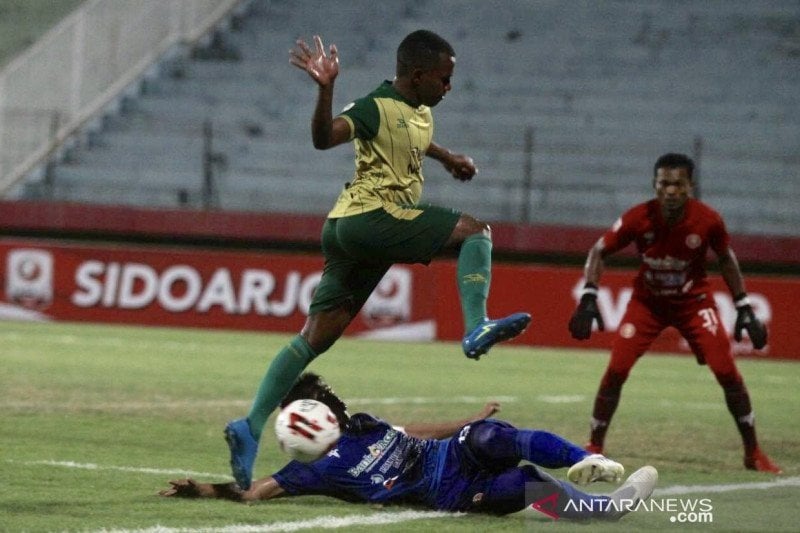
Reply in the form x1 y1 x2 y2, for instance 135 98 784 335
162 374 658 519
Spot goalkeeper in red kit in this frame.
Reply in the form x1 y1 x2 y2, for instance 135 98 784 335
568 152 781 474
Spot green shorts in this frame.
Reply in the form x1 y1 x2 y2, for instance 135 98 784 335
309 203 461 315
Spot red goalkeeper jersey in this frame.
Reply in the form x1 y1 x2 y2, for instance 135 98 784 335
601 198 730 300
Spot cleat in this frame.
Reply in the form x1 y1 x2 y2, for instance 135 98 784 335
224 418 259 490
605 466 658 521
462 312 531 360
744 449 782 474
585 443 604 455
568 454 625 485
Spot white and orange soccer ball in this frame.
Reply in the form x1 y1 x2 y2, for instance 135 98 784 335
275 399 341 462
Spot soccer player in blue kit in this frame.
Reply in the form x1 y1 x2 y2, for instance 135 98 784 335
163 375 657 520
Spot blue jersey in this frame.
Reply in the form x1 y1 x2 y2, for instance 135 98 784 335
273 416 607 516
273 414 442 505
273 414 515 512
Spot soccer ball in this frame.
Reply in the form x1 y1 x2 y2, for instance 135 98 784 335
275 399 341 463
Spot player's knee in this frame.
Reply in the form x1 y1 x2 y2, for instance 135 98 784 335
478 465 544 516
475 220 491 239
301 310 352 353
460 214 491 239
467 421 518 465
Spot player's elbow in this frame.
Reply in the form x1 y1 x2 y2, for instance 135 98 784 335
312 137 332 150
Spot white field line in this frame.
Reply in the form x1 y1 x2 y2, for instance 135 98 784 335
9 459 800 532
7 460 231 481
0 396 520 411
0 330 255 354
13 458 800 496
2 395 740 412
97 510 464 533
654 476 800 496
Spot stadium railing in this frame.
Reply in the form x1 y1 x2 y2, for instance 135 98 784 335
0 0 246 196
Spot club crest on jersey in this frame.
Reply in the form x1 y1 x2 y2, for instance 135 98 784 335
685 233 702 249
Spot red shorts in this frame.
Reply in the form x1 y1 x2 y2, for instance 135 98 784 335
609 293 739 378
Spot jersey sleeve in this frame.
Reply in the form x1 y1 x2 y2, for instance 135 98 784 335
707 209 731 255
601 207 639 254
272 460 330 495
339 96 380 140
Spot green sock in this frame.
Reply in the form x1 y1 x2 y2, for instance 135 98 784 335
247 335 318 440
457 233 492 333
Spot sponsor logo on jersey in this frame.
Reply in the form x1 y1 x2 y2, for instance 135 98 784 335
685 234 702 249
642 255 689 270
348 430 398 477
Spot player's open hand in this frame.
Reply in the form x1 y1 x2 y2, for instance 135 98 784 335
290 35 339 86
159 479 204 498
477 401 501 419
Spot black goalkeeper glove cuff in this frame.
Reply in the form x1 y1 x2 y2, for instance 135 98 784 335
733 294 768 350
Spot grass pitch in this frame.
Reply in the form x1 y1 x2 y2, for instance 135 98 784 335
1 320 798 532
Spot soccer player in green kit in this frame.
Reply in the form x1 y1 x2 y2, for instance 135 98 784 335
224 30 531 490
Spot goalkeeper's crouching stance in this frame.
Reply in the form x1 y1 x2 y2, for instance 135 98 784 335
161 374 657 520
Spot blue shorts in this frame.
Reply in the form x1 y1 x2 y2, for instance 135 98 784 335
434 420 537 514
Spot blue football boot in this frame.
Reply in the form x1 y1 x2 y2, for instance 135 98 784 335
224 418 259 490
462 312 531 360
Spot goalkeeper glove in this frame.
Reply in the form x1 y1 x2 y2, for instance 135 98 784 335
733 294 767 349
569 284 605 340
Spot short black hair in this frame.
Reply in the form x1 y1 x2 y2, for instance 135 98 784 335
396 29 455 76
653 152 694 181
281 373 349 429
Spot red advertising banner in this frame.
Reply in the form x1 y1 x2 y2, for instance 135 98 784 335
2 239 797 360
431 263 797 360
0 239 436 339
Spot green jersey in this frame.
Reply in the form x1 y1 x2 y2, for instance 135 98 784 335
328 81 434 218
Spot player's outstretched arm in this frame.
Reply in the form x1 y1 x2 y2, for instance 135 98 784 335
289 35 350 150
289 35 339 87
159 476 286 502
426 141 477 181
402 401 500 439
